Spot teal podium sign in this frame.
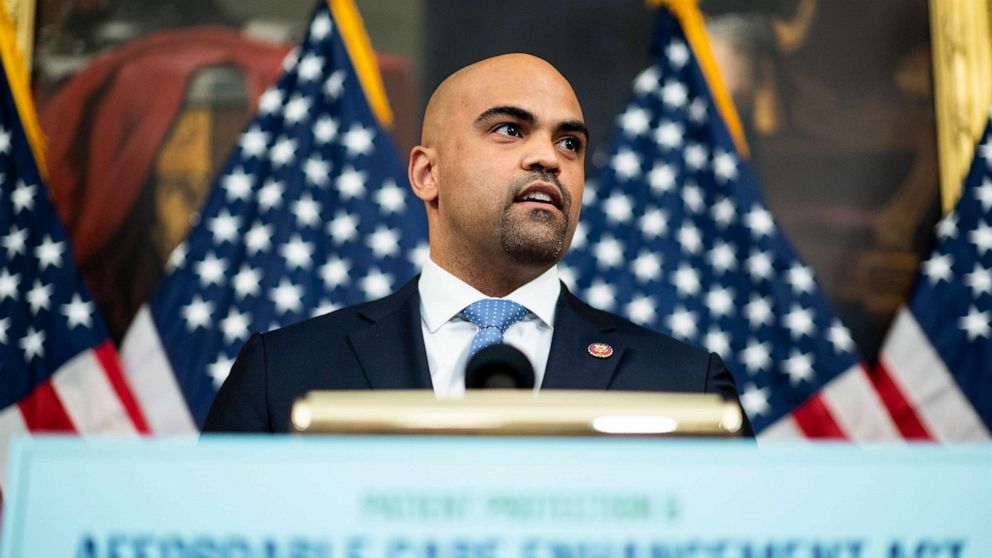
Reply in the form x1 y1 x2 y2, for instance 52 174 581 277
2 436 990 557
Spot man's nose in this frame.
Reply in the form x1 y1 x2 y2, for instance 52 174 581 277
520 137 560 175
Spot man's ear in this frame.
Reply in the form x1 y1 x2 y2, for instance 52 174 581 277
408 146 439 202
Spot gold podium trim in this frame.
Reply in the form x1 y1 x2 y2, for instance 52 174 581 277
292 390 744 437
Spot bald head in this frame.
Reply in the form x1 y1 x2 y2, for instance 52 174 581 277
408 54 587 296
421 54 583 148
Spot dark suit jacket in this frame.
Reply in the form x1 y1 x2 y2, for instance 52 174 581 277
202 277 753 435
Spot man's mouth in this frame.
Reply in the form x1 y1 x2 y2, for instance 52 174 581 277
513 182 564 210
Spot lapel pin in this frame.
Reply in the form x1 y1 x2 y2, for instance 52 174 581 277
587 342 614 359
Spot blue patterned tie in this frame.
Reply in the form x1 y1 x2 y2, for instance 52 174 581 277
462 299 530 360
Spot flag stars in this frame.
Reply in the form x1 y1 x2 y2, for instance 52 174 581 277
666 41 690 67
682 184 704 213
828 320 856 353
964 264 992 298
409 241 430 268
667 306 697 340
705 287 735 317
684 143 707 171
980 138 992 167
3 225 27 258
704 329 731 358
360 268 393 299
221 308 252 344
677 224 702 254
922 253 953 284
309 12 332 40
314 116 339 144
632 66 660 95
271 279 304 315
11 181 35 213
208 210 241 244
648 163 676 193
639 208 668 238
34 235 64 270
611 149 642 180
208 354 235 389
711 197 736 227
661 80 688 108
626 295 656 325
745 296 773 328
688 98 708 123
283 94 312 124
62 294 94 329
245 222 273 255
258 88 284 115
787 264 815 295
320 256 351 289
708 241 737 274
296 54 324 82
654 120 683 150
618 106 651 137
239 127 268 158
336 167 367 199
969 221 992 256
783 350 814 385
342 124 375 157
233 265 262 299
976 179 992 212
280 235 315 269
324 70 347 100
958 306 990 341
328 211 359 244
26 280 53 313
673 264 701 296
585 280 617 311
745 206 775 238
304 157 331 187
0 317 8 345
368 226 400 258
784 304 816 339
257 179 285 211
631 250 662 283
375 180 407 214
741 340 771 373
19 327 45 361
741 383 771 417
570 221 587 249
593 236 625 269
182 296 214 330
0 127 10 154
713 151 738 182
270 137 298 167
222 168 253 202
604 193 634 224
746 250 774 282
0 269 18 301
936 214 958 240
292 193 322 227
195 253 227 287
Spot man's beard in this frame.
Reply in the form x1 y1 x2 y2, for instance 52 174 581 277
499 172 573 266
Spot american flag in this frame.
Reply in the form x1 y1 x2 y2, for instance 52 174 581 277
874 111 992 441
0 15 147 477
119 0 427 432
564 2 899 438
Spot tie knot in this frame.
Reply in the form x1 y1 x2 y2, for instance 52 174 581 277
462 299 529 332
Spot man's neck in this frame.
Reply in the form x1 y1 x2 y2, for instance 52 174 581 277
430 254 550 298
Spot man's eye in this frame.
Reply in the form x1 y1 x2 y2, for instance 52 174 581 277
557 137 581 152
494 123 522 137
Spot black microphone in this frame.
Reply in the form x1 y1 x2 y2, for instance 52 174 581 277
465 344 536 389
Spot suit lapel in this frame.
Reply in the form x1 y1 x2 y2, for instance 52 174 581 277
541 286 624 390
348 277 433 389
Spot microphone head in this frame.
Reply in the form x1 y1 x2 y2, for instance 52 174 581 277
465 344 536 390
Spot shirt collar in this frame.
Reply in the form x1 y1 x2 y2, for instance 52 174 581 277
418 257 561 333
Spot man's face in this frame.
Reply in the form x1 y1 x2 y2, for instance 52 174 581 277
425 56 587 273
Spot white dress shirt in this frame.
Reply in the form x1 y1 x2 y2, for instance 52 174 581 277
418 257 560 398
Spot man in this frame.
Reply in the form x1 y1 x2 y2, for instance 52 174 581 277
203 53 751 434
